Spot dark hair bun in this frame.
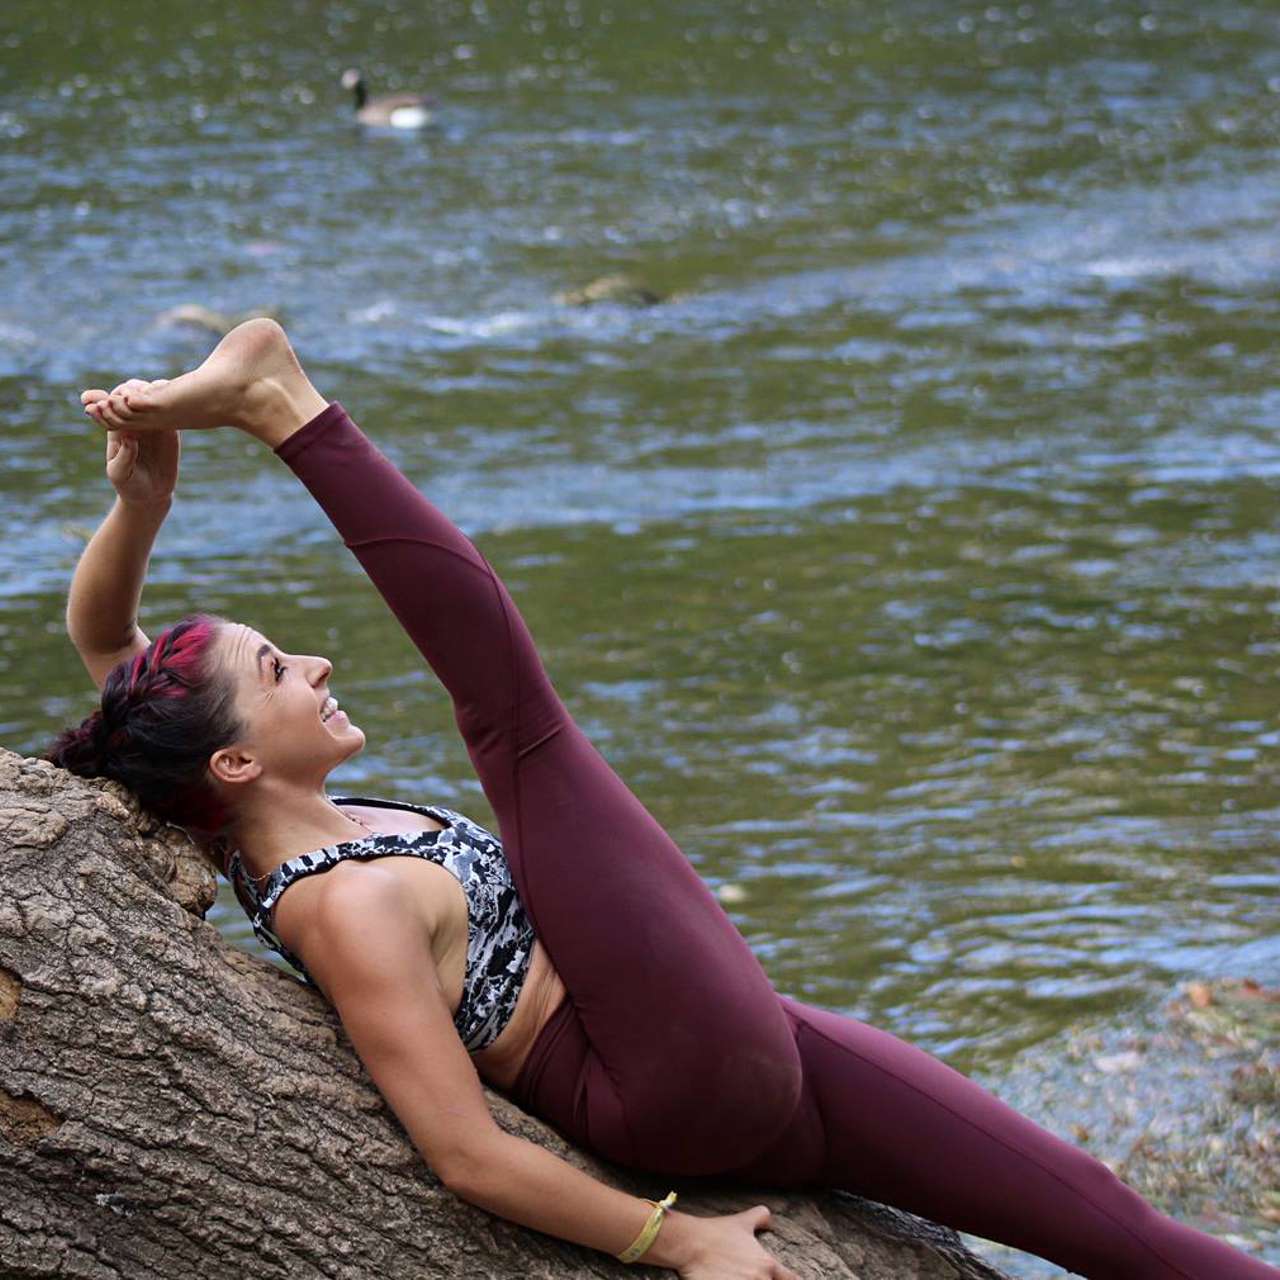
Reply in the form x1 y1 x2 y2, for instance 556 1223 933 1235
41 612 242 839
88 708 115 762
44 708 112 779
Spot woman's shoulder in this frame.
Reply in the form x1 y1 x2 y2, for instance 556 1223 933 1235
277 848 433 937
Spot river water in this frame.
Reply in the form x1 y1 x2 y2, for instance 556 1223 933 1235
4 0 1277 1269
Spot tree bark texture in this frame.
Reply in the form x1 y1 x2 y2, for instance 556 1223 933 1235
0 747 1010 1279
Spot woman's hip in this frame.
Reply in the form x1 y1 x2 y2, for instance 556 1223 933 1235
509 990 823 1182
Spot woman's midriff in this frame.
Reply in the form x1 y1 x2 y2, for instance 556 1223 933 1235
473 939 568 1091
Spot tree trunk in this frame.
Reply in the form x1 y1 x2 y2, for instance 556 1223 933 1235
0 747 1009 1279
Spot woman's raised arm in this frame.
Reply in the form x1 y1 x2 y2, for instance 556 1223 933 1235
66 380 182 686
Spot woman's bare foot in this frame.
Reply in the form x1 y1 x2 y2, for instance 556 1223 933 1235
82 319 328 443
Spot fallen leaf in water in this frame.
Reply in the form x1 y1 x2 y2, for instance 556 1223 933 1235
1187 982 1214 1009
1236 977 1280 1001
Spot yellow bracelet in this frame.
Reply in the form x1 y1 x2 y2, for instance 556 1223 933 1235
616 1190 678 1264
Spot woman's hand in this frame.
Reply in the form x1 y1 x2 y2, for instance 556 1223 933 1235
675 1205 802 1280
82 380 180 508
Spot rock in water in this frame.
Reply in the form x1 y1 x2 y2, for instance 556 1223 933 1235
555 273 666 307
155 305 281 336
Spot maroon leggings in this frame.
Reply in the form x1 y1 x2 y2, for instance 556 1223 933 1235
276 403 1277 1280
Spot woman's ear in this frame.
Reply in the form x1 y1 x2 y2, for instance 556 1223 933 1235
207 745 262 788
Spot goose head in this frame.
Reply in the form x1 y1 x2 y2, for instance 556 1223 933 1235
340 68 368 110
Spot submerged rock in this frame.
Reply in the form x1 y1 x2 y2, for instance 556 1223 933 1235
555 273 668 307
155 304 281 336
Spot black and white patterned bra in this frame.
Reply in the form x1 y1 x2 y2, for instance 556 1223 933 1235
226 795 537 1053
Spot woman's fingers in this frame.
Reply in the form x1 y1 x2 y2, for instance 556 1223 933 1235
93 396 130 431
97 398 125 430
108 392 137 419
105 433 135 466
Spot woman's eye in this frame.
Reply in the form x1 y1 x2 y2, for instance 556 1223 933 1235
273 659 286 682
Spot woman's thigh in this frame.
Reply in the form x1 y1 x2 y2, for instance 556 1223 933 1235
505 721 805 1172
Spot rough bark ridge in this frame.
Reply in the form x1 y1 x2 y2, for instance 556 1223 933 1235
0 747 1009 1279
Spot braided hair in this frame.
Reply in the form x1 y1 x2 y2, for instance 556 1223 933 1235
42 613 245 872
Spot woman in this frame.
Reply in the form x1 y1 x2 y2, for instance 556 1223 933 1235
47 319 1277 1280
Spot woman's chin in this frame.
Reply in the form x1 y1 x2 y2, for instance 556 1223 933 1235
327 722 366 756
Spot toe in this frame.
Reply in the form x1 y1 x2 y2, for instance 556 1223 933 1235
81 388 108 406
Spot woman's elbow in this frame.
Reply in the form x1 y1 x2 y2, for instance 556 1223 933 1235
439 1162 482 1203
436 1133 506 1202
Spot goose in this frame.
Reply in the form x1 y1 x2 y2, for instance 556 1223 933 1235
340 68 436 130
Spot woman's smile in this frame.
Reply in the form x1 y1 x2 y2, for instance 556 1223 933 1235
320 694 350 727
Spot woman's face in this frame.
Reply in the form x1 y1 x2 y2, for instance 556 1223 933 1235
210 620 365 789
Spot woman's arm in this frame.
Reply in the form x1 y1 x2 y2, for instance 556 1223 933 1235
286 869 699 1273
65 494 167 686
66 389 181 686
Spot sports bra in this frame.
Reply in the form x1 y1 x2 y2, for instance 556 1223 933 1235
226 795 537 1053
